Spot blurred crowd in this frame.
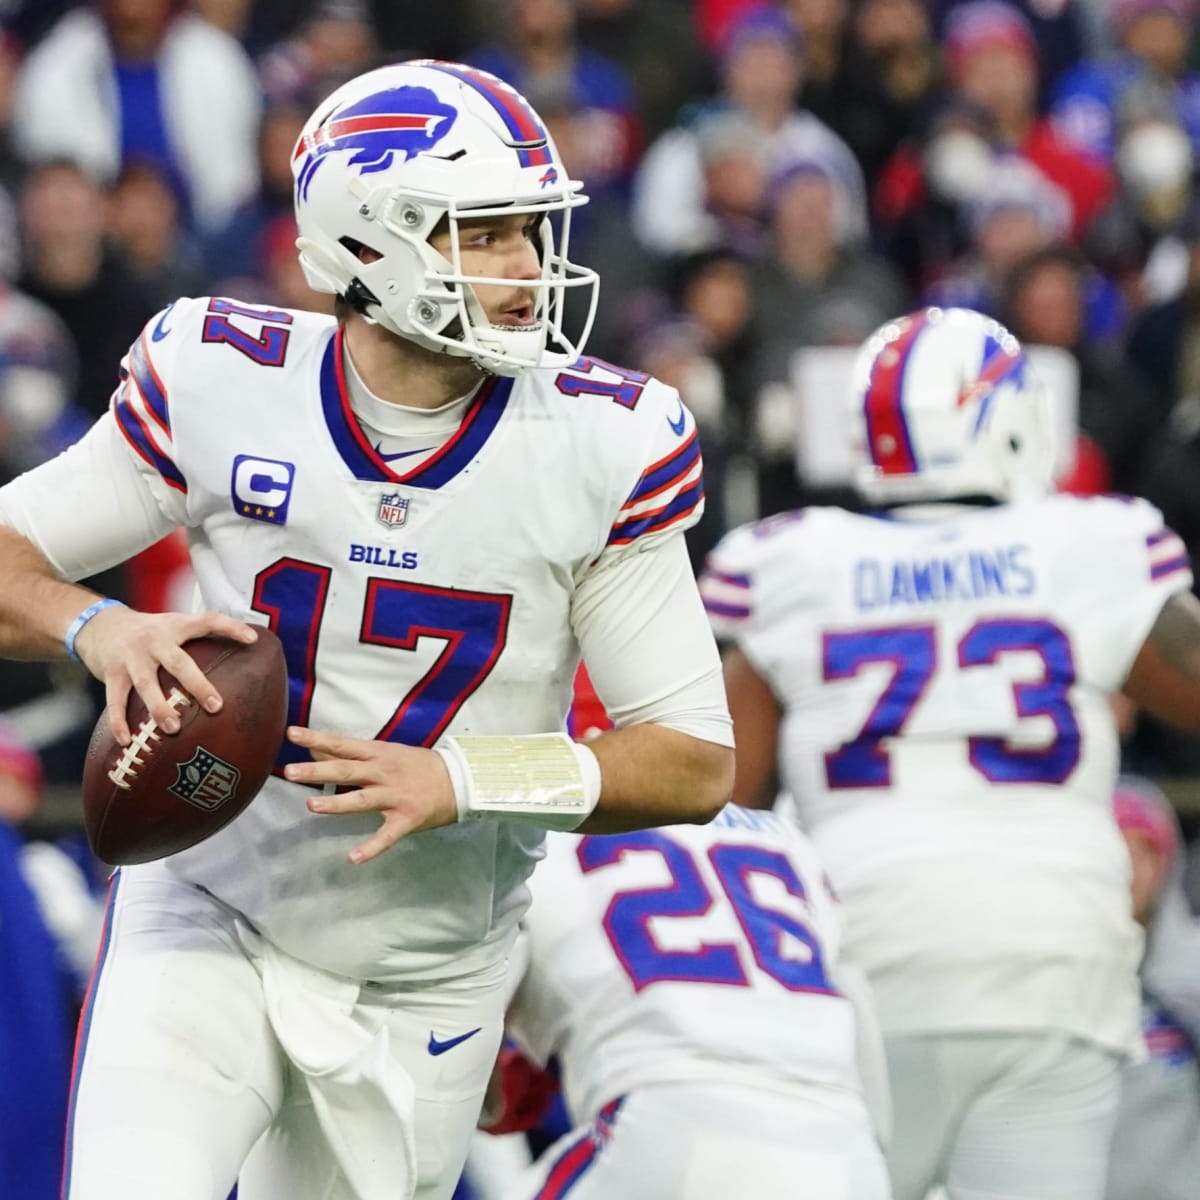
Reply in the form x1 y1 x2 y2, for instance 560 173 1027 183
3 0 1200 1196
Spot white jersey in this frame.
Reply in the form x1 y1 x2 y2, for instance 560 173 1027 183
702 498 1192 1051
2 296 714 984
508 806 866 1125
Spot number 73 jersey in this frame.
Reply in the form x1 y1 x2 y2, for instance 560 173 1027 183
702 497 1191 1046
104 298 704 983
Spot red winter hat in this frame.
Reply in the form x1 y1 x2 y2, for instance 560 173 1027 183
945 1 1038 79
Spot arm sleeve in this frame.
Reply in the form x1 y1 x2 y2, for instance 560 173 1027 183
572 532 733 747
1060 496 1193 690
0 412 181 581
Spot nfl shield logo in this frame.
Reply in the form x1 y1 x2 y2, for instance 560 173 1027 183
167 746 241 812
377 492 410 528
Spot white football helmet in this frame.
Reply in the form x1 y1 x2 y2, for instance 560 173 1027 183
848 307 1054 505
291 59 598 375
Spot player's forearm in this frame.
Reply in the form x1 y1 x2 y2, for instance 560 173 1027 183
579 723 733 833
0 524 101 659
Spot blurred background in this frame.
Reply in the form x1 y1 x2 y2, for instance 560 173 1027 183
4 1 1200 1195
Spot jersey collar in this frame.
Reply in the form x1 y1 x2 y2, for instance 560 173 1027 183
319 327 513 489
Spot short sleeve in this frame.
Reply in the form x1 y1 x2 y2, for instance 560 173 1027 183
1056 495 1193 690
602 385 704 555
110 307 188 497
698 523 761 642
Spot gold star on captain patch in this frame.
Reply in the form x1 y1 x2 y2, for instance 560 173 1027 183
255 506 263 515
242 504 251 513
268 510 276 518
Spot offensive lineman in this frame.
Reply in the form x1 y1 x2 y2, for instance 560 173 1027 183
0 62 733 1200
701 306 1200 1200
487 805 891 1200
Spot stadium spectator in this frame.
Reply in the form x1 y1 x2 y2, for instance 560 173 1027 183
942 0 1114 238
202 95 310 286
833 0 941 188
1051 0 1200 164
574 0 705 143
15 160 152 422
11 0 262 235
108 160 207 313
874 94 998 292
1106 777 1200 1200
1001 242 1155 494
0 722 100 1200
925 154 1073 316
1126 204 1200 416
752 153 908 389
631 4 865 260
256 0 378 107
934 0 1088 98
468 0 643 200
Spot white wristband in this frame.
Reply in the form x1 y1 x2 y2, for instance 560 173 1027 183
435 733 602 831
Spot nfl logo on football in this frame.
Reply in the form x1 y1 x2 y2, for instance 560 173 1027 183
377 491 410 528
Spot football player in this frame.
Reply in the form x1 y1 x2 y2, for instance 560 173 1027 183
0 62 733 1200
483 805 891 1200
701 306 1200 1200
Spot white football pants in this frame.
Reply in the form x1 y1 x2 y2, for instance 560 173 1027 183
884 1032 1122 1200
500 1082 891 1200
63 866 506 1200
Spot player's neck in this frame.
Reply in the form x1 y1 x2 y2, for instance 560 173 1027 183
342 316 486 411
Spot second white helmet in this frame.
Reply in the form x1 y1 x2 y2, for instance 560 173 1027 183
848 307 1054 505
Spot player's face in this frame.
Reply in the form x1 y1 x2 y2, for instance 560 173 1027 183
430 213 542 329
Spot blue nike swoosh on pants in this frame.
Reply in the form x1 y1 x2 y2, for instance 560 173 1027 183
428 1027 482 1056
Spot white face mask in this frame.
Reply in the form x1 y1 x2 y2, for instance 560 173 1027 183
1117 121 1193 195
923 129 994 204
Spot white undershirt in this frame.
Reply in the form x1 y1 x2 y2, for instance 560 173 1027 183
341 348 479 474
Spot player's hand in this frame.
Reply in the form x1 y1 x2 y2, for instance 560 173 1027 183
283 727 457 863
72 605 260 746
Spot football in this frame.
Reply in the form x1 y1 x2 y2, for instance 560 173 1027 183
81 629 289 865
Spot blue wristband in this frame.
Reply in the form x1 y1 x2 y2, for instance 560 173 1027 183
64 598 126 662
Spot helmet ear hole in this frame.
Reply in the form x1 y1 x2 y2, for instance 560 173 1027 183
339 236 384 265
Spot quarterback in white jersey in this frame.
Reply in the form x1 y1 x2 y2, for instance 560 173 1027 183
491 805 890 1200
0 63 732 1200
702 307 1200 1200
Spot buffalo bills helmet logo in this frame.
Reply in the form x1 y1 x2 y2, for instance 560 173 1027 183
538 167 558 188
295 86 458 201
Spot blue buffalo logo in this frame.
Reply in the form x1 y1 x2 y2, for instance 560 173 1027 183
295 86 459 201
538 167 559 188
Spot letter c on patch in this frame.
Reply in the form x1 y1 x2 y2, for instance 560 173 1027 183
231 455 295 525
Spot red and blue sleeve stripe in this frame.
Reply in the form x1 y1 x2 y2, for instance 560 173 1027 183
1146 528 1191 583
699 565 752 621
423 61 554 167
128 334 171 434
622 430 700 509
608 475 703 546
112 379 186 493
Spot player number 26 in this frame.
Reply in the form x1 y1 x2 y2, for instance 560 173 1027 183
577 831 836 995
823 616 1080 789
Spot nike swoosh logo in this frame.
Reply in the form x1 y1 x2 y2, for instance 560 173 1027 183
428 1027 482 1056
666 401 687 436
373 443 431 463
151 303 176 342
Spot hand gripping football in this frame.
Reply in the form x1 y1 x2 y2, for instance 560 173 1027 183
82 630 288 865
